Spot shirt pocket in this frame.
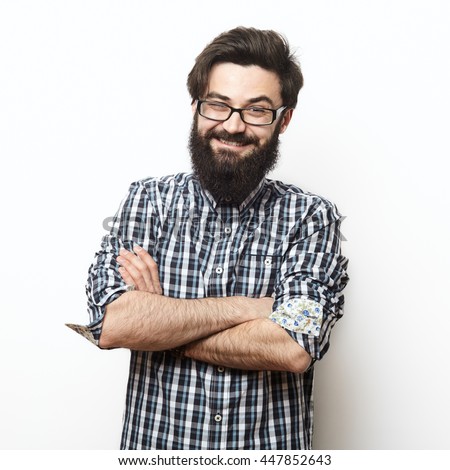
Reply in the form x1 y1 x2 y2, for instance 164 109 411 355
235 253 281 297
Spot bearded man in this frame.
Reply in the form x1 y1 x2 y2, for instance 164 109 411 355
70 27 349 450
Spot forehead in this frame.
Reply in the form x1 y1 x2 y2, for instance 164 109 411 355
206 62 282 105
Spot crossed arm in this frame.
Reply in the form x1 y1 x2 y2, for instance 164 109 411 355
99 245 311 373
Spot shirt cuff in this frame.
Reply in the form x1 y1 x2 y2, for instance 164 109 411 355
74 284 135 346
66 322 100 346
269 296 323 337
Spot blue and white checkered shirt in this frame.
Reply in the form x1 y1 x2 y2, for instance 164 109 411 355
78 172 348 449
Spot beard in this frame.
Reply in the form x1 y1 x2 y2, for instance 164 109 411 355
189 117 282 205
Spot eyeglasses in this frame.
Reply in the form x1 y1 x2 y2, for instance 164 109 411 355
196 100 287 126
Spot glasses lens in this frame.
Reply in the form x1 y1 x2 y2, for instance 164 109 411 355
242 108 273 125
200 102 231 121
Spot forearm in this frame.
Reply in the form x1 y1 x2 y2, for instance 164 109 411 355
184 319 312 373
99 291 271 351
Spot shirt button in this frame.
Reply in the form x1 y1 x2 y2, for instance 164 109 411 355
217 366 225 372
215 266 223 274
214 413 222 422
224 226 232 235
264 258 272 266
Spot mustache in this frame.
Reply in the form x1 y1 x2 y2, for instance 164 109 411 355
204 129 259 146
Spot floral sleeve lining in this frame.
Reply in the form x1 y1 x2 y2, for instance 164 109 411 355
66 323 98 345
269 297 323 337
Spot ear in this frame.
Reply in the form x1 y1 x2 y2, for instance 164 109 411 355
191 101 197 116
279 108 294 134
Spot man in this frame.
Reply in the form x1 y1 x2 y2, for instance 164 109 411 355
69 26 349 449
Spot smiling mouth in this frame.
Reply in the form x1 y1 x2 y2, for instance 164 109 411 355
217 138 250 148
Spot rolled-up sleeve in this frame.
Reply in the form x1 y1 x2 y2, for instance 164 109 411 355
270 199 349 361
74 181 157 345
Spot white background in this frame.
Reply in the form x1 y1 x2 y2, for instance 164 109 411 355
1 0 449 450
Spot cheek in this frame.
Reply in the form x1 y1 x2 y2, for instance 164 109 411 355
197 118 220 136
255 129 273 145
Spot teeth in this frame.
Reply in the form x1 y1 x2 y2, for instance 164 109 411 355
220 139 245 147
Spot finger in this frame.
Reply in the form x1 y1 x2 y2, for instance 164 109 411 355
119 248 155 292
133 245 162 294
133 245 163 295
117 255 148 291
118 266 136 289
118 249 158 292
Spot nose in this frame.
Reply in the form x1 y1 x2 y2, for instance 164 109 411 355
221 110 247 134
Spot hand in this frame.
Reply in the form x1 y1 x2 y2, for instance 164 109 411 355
257 297 275 318
116 245 162 294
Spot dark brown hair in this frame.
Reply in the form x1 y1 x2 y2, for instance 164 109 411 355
187 27 303 108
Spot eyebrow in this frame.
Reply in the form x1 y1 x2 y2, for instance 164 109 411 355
205 92 276 108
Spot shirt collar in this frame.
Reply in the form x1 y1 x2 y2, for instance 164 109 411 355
194 177 267 213
237 178 267 212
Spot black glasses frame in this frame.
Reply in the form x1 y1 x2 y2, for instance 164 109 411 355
196 100 287 126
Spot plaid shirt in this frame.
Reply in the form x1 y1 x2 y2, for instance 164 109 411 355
76 173 348 449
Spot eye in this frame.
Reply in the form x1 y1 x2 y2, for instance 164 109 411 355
246 106 271 116
206 102 229 111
